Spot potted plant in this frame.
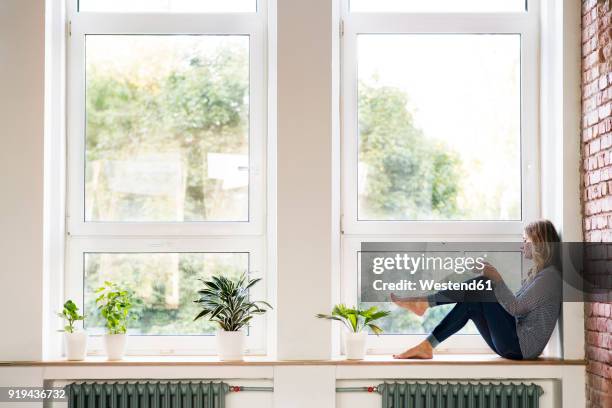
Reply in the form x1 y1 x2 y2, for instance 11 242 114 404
194 274 271 361
316 304 390 360
95 281 136 360
58 300 87 361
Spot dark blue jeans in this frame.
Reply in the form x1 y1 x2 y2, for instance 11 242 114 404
428 278 523 360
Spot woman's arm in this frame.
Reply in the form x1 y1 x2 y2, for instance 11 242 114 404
493 269 561 317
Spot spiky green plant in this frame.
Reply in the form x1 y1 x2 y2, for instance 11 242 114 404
194 274 272 332
316 304 390 335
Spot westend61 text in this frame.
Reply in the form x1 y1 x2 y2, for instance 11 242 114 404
372 278 493 292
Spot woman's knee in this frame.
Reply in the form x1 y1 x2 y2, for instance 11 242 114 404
465 301 484 313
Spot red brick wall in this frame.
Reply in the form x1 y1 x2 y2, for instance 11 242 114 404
582 1 612 407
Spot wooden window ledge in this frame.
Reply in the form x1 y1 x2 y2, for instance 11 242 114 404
0 355 586 367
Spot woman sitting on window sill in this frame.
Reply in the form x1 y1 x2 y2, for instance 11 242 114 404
392 220 562 360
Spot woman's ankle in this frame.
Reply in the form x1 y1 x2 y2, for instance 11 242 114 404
425 333 440 348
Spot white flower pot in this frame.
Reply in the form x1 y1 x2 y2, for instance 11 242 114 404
104 334 127 360
344 331 368 360
64 331 87 361
216 330 245 361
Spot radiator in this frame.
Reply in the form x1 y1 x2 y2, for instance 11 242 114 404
66 382 229 408
377 382 543 408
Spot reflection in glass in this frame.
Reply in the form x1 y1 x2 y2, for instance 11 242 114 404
84 252 249 335
358 34 521 221
85 35 249 222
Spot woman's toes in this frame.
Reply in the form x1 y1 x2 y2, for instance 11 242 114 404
394 348 416 359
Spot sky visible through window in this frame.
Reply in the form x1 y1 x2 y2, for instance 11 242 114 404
357 34 521 221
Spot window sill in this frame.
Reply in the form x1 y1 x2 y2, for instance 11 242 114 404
2 356 585 382
0 354 585 367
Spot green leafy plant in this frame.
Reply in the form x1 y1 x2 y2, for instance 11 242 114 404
95 281 136 335
316 304 391 335
194 274 272 332
57 300 85 333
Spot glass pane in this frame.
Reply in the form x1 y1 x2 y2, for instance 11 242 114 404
85 35 249 222
84 252 249 335
351 0 525 13
360 302 478 335
79 0 256 13
357 35 521 221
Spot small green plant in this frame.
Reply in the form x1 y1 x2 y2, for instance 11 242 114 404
194 273 272 332
316 304 391 335
57 300 85 333
95 281 136 335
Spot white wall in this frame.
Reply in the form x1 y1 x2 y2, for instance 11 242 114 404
274 366 336 408
557 0 584 362
0 0 46 361
539 0 584 361
276 0 334 360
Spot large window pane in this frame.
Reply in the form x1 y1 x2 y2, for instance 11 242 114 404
84 252 249 335
357 34 521 221
85 35 249 222
79 0 256 13
351 0 525 13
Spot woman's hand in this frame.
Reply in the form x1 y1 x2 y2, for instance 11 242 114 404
481 262 503 282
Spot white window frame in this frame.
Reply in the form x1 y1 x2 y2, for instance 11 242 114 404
65 0 269 355
340 0 541 353
67 1 267 236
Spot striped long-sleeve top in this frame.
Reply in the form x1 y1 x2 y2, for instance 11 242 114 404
494 265 562 359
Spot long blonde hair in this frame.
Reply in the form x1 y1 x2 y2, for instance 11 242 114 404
525 220 561 279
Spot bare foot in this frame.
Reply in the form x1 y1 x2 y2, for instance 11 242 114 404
393 341 434 359
390 293 429 316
